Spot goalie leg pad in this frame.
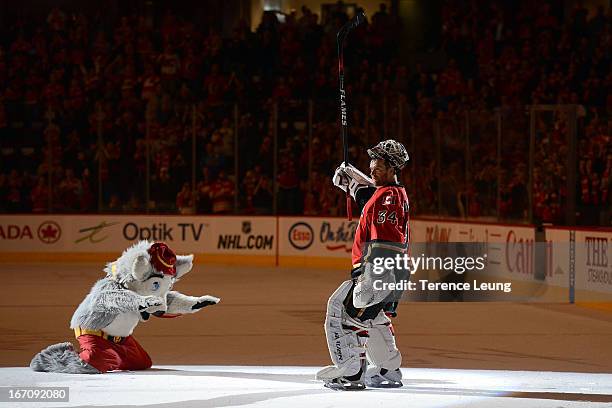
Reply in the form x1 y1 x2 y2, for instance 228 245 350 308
316 280 368 388
365 311 402 388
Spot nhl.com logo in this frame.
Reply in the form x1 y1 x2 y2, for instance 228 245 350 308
288 222 314 250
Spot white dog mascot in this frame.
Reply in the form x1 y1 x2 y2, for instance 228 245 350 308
30 240 220 374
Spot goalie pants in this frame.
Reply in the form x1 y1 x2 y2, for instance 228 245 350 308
344 280 397 321
77 334 152 373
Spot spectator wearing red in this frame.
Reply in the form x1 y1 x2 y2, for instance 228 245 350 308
158 44 180 82
30 177 49 213
210 170 234 214
197 167 213 213
251 165 273 214
203 64 227 107
176 182 195 214
58 168 82 211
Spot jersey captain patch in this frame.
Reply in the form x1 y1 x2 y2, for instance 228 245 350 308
382 195 396 206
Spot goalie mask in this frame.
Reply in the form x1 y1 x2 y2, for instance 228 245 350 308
367 140 409 171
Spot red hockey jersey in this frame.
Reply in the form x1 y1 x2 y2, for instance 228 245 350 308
352 185 410 266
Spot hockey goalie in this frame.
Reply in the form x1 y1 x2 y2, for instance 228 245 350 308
316 139 411 390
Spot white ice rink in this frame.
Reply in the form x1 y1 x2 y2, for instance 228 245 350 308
1 365 612 408
3 264 612 407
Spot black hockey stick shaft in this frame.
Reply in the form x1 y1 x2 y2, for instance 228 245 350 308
337 12 365 221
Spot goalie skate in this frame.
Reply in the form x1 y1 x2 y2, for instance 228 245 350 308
365 367 403 388
318 365 366 391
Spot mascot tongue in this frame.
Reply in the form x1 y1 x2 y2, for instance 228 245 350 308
148 242 177 276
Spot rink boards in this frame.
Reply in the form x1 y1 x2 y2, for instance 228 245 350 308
0 215 610 301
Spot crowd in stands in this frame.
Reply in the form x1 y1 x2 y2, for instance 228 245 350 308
409 0 611 224
0 1 609 225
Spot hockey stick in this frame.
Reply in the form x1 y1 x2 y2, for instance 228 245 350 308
337 12 365 221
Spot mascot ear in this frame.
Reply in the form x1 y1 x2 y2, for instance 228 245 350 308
175 254 194 279
133 254 150 281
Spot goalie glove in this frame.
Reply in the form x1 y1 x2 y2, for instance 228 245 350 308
332 163 374 200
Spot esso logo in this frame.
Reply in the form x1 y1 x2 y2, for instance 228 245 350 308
288 222 314 250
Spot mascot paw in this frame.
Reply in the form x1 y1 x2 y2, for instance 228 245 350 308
192 295 220 310
141 296 165 313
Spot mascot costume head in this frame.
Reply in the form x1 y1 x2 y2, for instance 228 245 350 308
30 241 219 374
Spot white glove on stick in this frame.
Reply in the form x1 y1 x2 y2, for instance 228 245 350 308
332 163 374 199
